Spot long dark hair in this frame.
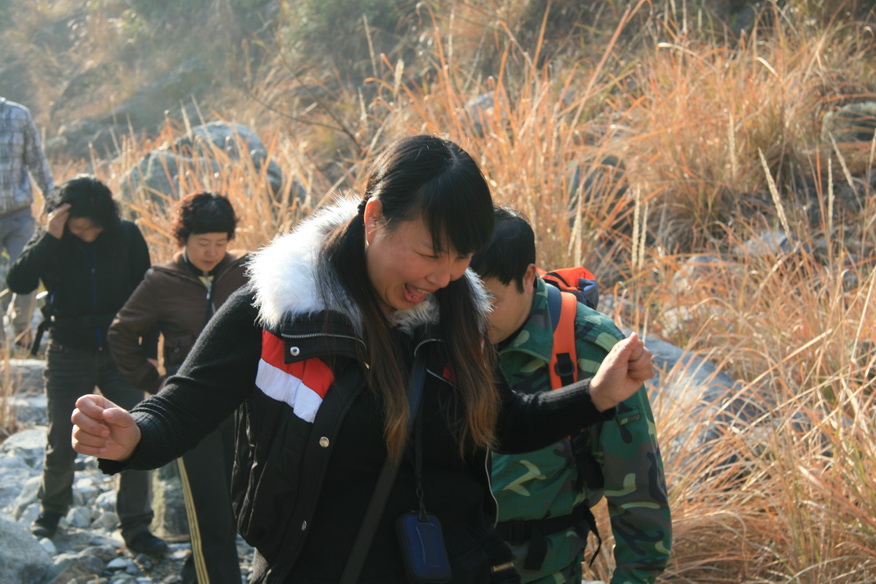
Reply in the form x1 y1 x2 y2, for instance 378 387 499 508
322 135 498 459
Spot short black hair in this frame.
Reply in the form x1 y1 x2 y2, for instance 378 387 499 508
469 207 536 292
49 175 120 229
171 191 238 246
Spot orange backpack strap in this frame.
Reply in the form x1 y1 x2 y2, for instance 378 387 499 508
546 284 579 389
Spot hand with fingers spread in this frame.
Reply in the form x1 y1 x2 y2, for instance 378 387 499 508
588 332 654 412
71 394 141 461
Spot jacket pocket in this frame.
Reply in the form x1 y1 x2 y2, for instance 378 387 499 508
163 334 196 367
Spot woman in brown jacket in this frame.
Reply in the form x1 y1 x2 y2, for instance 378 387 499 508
109 191 248 584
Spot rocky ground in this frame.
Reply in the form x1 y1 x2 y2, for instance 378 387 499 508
1 322 750 582
1 359 254 584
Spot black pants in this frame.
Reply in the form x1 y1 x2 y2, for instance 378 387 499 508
168 358 241 584
40 342 153 540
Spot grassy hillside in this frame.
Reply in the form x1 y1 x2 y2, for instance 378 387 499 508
2 1 875 581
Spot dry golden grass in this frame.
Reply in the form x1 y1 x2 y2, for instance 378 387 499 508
2 1 875 581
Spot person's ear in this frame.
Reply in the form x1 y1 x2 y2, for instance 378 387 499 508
523 264 538 292
364 199 383 243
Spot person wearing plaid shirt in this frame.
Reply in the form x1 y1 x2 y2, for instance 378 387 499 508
1 97 56 349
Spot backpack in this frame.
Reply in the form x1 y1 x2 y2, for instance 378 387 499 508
537 266 605 564
537 266 598 389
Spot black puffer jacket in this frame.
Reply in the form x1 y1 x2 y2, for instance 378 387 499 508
7 220 153 351
99 199 611 583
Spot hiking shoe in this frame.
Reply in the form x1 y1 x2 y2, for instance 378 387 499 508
31 511 63 539
125 531 169 556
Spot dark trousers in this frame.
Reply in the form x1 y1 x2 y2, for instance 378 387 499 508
178 416 242 584
40 341 154 540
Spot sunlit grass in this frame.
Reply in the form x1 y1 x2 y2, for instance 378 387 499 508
1 1 875 581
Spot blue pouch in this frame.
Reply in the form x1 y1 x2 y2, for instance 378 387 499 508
396 511 452 583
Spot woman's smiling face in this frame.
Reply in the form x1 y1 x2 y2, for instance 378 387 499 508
364 199 472 314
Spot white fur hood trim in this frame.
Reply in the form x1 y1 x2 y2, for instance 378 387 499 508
246 197 491 335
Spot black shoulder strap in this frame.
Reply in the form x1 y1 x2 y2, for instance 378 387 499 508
545 281 562 332
340 354 427 584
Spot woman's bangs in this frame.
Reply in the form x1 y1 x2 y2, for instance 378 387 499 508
420 176 494 256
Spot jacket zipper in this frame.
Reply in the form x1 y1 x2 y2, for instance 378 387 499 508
413 337 440 356
415 336 499 521
280 331 367 350
87 246 102 348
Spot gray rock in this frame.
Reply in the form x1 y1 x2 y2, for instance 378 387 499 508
668 254 738 295
118 149 222 211
44 118 128 161
639 332 766 473
0 516 54 582
90 512 119 532
705 0 759 36
822 101 876 143
107 556 133 570
39 536 57 556
464 93 495 137
7 474 40 520
566 155 628 227
0 467 38 516
174 121 287 197
118 120 300 215
662 255 742 335
66 506 95 529
79 543 121 563
4 358 46 395
47 57 212 161
151 462 189 539
5 391 48 426
733 229 808 258
42 551 105 584
95 490 117 513
0 426 46 470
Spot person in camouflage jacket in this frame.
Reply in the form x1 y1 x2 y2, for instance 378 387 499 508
471 207 671 584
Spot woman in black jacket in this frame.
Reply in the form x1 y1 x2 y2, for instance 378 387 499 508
71 136 652 583
7 175 167 555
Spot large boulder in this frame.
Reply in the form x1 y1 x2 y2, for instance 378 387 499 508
44 118 127 162
119 121 302 215
118 149 222 211
643 334 765 441
173 121 285 196
0 516 54 583
45 58 212 161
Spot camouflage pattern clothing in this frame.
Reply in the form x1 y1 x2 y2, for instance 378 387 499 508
492 277 671 584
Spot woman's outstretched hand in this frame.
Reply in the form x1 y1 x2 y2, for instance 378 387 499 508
71 394 141 461
589 332 654 412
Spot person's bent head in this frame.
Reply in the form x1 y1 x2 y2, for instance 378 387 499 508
470 207 538 344
323 135 498 458
363 134 494 312
50 175 120 242
172 191 238 272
